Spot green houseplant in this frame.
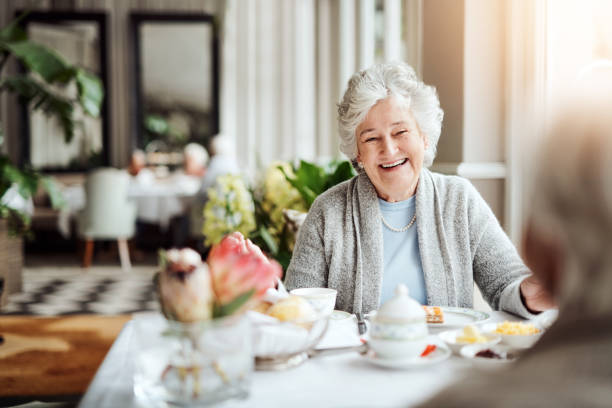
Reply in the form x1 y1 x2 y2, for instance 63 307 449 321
0 12 104 304
0 12 104 234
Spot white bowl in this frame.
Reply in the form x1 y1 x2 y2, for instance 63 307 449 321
289 288 337 316
482 322 544 349
438 329 501 354
460 344 517 370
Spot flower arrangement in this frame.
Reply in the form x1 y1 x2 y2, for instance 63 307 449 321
202 175 256 247
157 232 282 322
258 162 307 249
150 233 281 404
202 158 356 270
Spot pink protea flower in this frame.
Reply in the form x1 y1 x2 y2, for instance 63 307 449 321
207 232 282 316
157 248 214 322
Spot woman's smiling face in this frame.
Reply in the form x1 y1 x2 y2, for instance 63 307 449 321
355 96 428 202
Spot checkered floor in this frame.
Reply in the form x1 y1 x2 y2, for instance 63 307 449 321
1 267 160 316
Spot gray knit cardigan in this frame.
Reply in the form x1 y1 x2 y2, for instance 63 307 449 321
284 168 534 318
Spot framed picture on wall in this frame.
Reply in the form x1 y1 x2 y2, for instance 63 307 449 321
130 13 219 167
17 11 110 172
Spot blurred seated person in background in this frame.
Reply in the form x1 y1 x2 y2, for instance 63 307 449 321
127 149 146 176
418 87 612 407
183 143 209 178
200 134 240 197
190 134 241 249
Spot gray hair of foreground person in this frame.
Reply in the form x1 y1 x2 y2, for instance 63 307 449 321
524 93 612 319
337 62 443 167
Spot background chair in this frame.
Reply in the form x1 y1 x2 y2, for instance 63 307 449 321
77 168 136 271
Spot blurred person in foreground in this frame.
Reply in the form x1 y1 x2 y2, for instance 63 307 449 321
419 88 612 407
285 62 551 316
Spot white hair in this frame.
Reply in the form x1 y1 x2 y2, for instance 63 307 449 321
337 62 444 167
184 142 209 166
209 134 235 157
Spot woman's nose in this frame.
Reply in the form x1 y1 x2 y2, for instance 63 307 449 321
380 135 398 155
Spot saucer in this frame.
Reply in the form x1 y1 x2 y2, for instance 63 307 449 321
363 344 451 369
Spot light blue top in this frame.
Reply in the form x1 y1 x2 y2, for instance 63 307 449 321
379 195 427 305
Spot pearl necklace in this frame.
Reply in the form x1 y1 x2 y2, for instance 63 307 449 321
381 213 417 232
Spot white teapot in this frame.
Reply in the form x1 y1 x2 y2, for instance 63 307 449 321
369 284 428 358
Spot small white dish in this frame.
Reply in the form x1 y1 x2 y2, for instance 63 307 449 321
481 322 544 349
460 344 516 370
290 288 337 316
364 343 451 369
438 329 501 354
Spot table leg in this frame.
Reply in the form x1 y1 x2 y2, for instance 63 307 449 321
117 239 132 271
83 239 94 268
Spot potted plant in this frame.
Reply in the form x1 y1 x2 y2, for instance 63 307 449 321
0 12 103 305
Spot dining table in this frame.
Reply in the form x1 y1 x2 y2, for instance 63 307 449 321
57 170 202 237
79 309 524 408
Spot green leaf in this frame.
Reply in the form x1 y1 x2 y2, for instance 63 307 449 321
325 160 356 190
145 115 169 135
1 161 37 199
76 69 103 117
6 40 71 83
213 289 255 318
258 225 278 255
0 12 28 43
40 177 65 209
295 160 326 194
278 165 318 207
1 75 75 142
275 250 292 272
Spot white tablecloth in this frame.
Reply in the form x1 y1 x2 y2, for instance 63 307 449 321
79 310 518 408
58 172 201 236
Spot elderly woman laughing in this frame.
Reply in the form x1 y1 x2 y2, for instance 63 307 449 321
284 62 551 316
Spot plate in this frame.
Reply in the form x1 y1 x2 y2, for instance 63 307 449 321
330 310 352 321
428 307 490 329
366 307 490 329
460 343 517 370
438 328 501 354
363 343 451 369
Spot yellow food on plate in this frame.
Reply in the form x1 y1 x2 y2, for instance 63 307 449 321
266 295 317 322
456 325 488 344
249 300 272 314
495 321 541 335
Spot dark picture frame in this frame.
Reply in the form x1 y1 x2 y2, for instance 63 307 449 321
129 13 219 156
16 11 110 172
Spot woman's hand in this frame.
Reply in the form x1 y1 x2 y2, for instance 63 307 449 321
520 275 556 313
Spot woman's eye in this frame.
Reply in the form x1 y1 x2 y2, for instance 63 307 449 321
365 137 377 143
395 130 408 136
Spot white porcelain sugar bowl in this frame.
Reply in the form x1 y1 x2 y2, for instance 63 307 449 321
369 284 428 359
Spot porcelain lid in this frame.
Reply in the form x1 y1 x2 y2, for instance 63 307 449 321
375 284 425 322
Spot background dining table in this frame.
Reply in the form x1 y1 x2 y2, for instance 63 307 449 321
79 310 524 408
58 171 202 237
